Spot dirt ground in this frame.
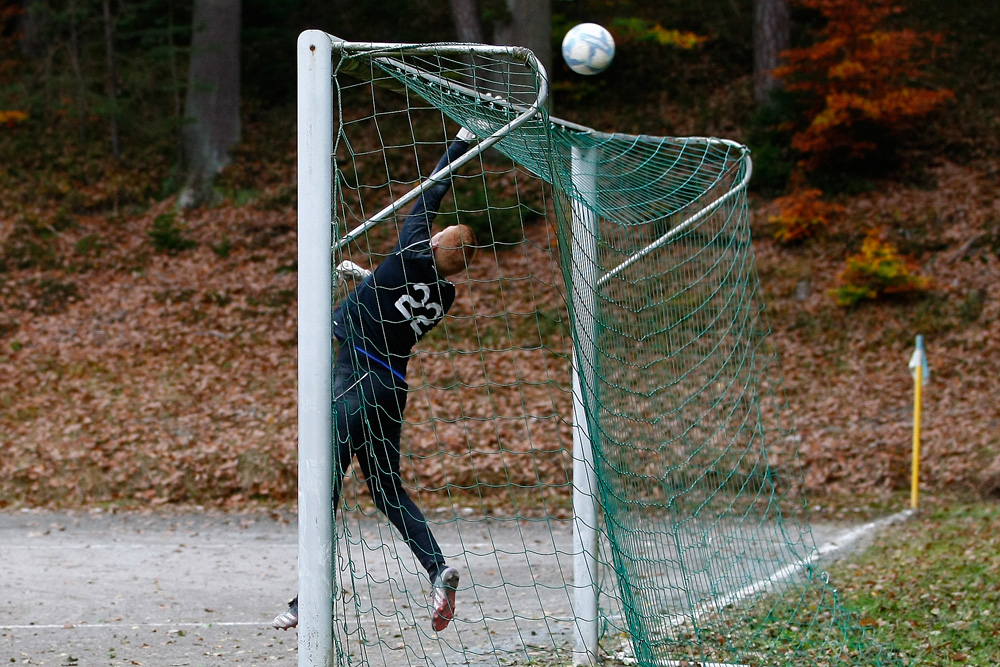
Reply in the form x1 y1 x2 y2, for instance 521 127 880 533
1 507 895 666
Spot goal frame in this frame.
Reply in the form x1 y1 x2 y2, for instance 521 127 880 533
296 29 754 667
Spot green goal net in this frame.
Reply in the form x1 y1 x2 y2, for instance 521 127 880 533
295 31 902 667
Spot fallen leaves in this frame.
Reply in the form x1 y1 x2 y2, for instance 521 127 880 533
1 158 998 511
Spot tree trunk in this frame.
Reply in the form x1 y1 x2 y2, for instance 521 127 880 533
101 0 120 160
494 0 551 78
68 0 88 143
16 1 43 58
753 0 790 105
492 0 551 106
167 0 182 122
449 0 483 44
180 0 241 209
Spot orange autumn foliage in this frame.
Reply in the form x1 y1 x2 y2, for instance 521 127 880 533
0 108 26 126
830 228 930 306
769 175 844 243
612 18 707 50
775 0 954 170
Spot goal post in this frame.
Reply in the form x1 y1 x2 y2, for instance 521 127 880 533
569 144 601 666
295 29 904 667
296 29 335 667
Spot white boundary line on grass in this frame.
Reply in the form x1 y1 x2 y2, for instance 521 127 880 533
815 508 916 558
673 508 918 630
615 509 916 667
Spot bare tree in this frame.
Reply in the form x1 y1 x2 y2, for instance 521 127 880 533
447 0 552 109
180 0 241 209
101 0 119 160
493 0 551 84
449 0 484 44
67 0 88 143
753 0 790 104
167 0 182 122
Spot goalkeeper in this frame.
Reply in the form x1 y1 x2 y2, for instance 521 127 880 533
273 129 477 633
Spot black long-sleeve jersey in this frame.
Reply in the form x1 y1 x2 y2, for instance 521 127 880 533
332 139 470 380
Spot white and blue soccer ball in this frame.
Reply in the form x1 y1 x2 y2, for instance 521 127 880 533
561 23 615 76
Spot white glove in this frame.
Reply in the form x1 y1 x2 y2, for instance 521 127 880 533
336 260 372 279
456 126 476 142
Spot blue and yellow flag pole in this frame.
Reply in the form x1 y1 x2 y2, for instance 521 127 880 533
908 335 929 509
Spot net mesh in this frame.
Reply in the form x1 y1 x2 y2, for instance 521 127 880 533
320 39 901 667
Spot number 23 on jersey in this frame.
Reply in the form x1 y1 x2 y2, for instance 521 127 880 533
394 283 443 337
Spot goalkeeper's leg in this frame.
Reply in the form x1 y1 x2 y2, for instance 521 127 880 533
356 400 459 632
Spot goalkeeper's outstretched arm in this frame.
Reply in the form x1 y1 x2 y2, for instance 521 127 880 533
395 130 475 252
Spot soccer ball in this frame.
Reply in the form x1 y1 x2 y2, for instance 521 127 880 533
561 23 615 76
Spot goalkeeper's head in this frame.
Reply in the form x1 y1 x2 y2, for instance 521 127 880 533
431 224 477 276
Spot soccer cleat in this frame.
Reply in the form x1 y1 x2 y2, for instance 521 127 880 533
430 566 460 632
272 596 298 630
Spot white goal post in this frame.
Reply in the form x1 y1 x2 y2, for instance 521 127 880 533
296 30 335 665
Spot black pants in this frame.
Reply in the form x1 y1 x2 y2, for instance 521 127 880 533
333 346 445 582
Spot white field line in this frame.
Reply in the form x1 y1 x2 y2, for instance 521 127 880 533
0 621 266 630
815 509 916 558
670 509 915 629
2 543 296 549
614 509 915 667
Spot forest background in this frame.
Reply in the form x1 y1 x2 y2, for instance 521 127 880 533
0 0 998 516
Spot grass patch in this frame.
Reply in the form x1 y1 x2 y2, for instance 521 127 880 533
148 213 198 254
825 501 1000 666
674 500 1000 665
211 237 234 259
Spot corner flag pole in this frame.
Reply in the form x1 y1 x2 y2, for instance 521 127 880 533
908 335 929 510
